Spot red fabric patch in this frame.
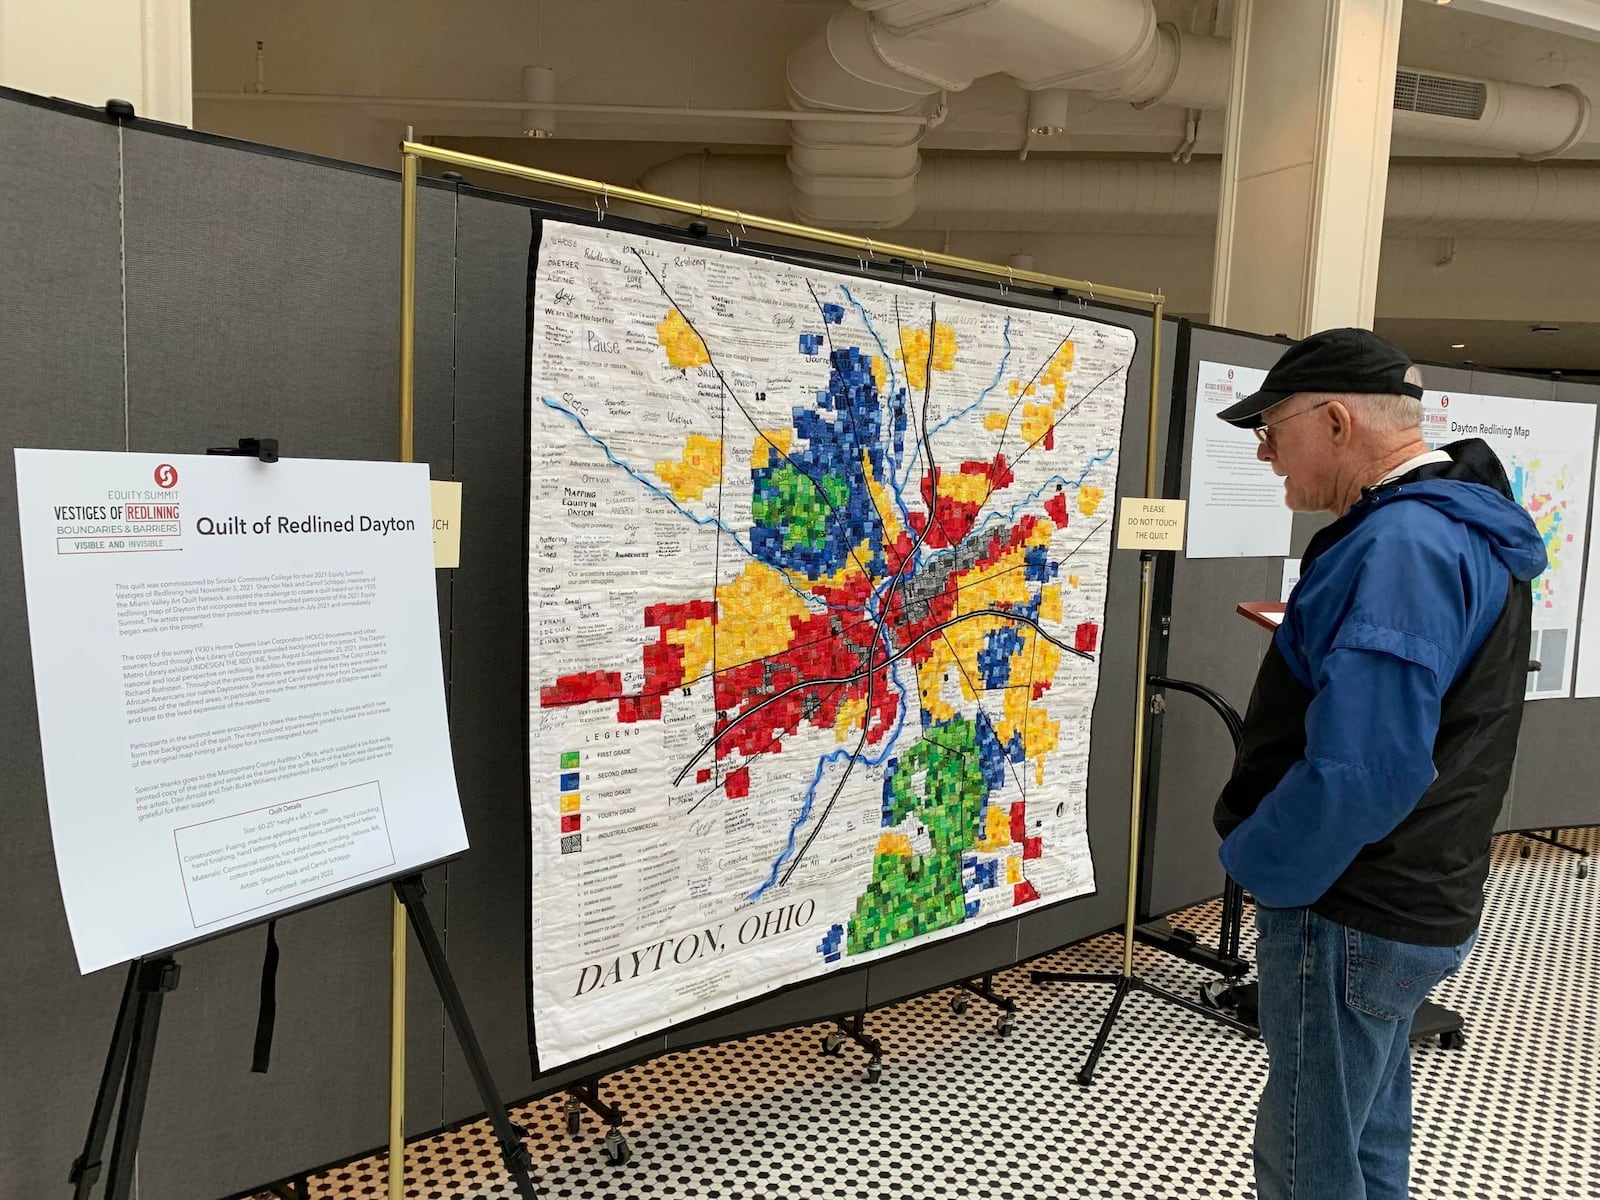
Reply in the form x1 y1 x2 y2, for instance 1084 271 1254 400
539 671 623 707
617 693 663 723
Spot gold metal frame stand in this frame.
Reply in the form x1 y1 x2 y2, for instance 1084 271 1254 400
388 140 538 1200
1028 343 1257 1085
389 139 1195 1189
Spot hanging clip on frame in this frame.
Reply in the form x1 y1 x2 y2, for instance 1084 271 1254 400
206 437 279 463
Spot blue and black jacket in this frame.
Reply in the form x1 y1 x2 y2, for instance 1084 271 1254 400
1214 438 1547 945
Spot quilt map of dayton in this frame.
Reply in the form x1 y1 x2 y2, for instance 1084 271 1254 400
527 221 1134 1068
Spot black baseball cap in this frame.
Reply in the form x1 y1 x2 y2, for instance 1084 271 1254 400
1217 327 1423 428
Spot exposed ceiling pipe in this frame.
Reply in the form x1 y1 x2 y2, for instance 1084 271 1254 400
639 154 1600 240
784 0 1591 226
1391 68 1590 161
784 0 1229 227
784 6 942 227
192 91 934 126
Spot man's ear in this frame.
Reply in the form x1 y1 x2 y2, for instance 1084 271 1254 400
1327 399 1355 447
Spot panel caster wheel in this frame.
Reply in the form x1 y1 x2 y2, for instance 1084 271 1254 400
821 1031 846 1056
1439 1029 1466 1051
864 1057 882 1084
1520 842 1531 858
996 1012 1016 1038
564 1097 582 1137
603 1129 632 1167
950 995 969 1015
1579 862 1590 880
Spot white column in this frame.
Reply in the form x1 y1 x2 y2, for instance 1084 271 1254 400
1210 0 1403 336
0 0 192 127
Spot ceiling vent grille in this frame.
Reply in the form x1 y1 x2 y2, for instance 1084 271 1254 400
1394 69 1488 120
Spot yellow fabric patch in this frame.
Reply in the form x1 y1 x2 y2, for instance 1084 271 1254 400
750 428 793 469
898 323 958 391
713 562 810 671
877 831 913 857
937 470 991 505
976 805 1013 852
668 617 715 686
834 697 867 742
656 434 723 501
656 308 709 369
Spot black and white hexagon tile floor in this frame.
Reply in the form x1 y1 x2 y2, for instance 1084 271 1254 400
261 828 1596 1200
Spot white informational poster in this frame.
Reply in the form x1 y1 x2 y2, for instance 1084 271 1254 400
14 450 467 973
1280 558 1302 602
1186 361 1294 559
1421 391 1597 699
527 220 1131 1069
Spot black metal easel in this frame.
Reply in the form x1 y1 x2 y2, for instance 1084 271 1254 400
69 877 541 1199
393 875 540 1195
69 959 179 1200
69 438 539 1198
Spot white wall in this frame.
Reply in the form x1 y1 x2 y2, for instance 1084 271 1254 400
0 0 191 126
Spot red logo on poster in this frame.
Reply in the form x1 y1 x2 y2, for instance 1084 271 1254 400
1440 395 1450 408
154 463 179 489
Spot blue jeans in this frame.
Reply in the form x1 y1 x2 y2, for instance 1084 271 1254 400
1252 906 1476 1200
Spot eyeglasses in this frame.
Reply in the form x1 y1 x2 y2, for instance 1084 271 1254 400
1253 399 1332 444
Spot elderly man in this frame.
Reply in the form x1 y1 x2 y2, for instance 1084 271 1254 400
1211 327 1546 1200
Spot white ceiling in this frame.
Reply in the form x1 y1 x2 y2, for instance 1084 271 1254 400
187 0 1600 369
191 0 1600 159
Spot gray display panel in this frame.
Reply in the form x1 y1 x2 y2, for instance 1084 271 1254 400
0 93 132 1200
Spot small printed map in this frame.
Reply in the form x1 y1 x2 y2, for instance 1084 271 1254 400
1422 390 1596 697
1509 455 1576 614
527 220 1132 1068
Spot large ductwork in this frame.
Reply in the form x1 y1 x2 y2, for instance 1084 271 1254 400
1391 67 1590 160
641 154 1600 241
782 0 1592 227
784 7 942 228
784 0 1230 226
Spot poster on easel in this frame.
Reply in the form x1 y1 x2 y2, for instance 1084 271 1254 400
1420 391 1597 699
13 450 467 974
525 219 1133 1070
